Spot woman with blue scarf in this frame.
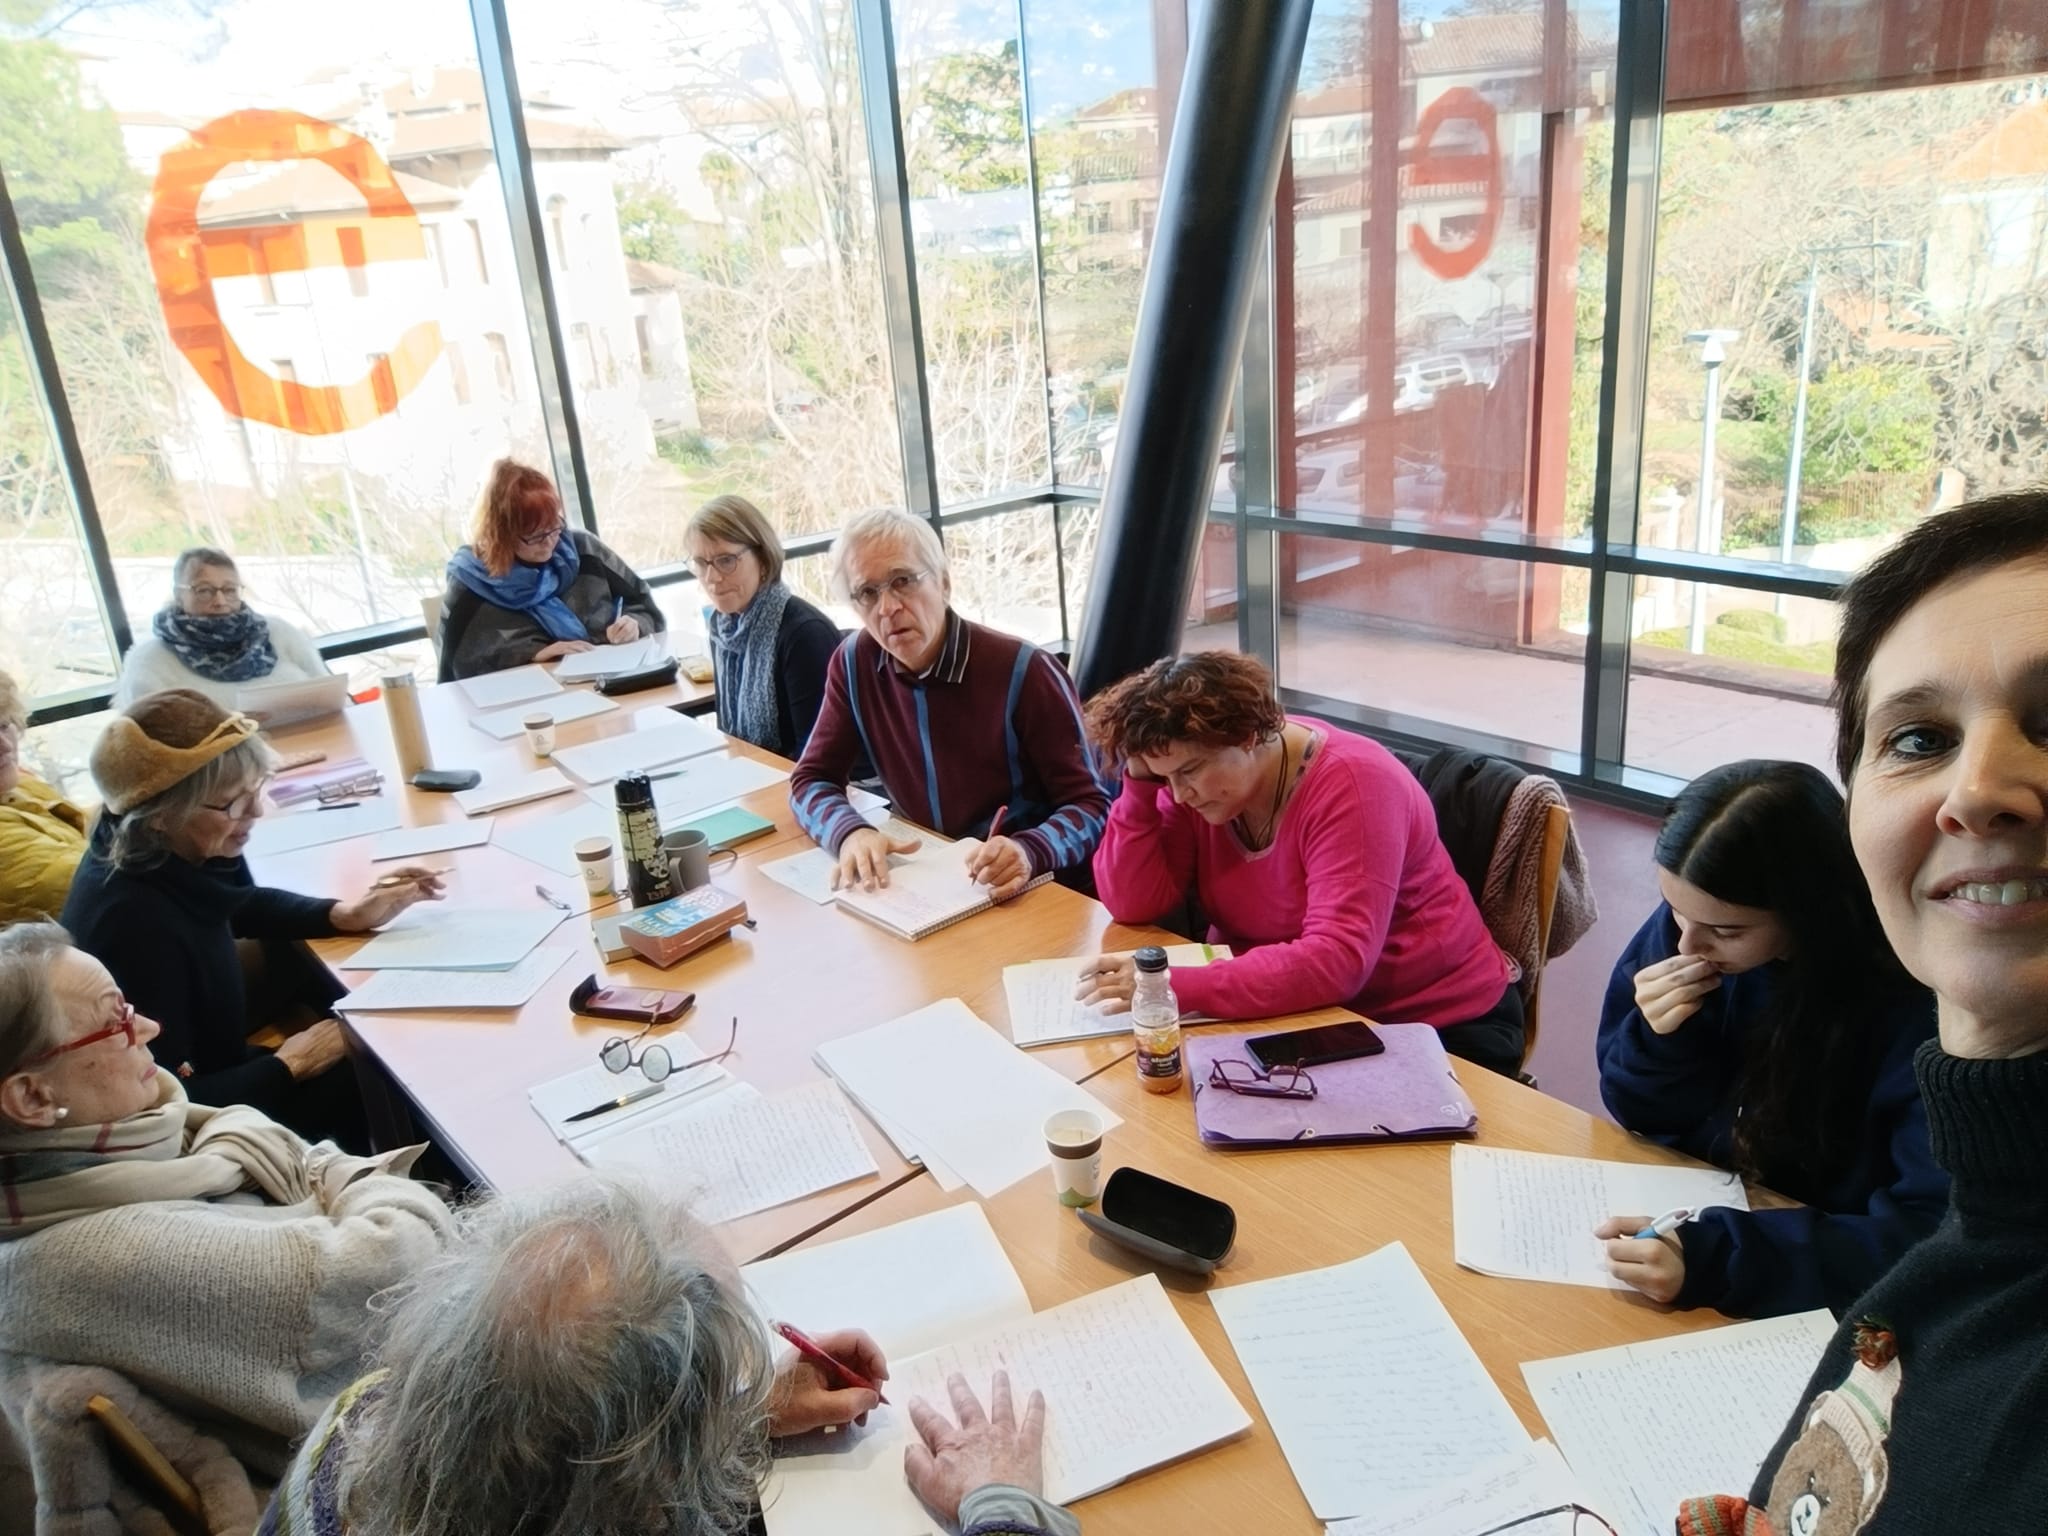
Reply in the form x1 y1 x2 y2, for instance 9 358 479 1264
437 460 664 681
114 548 332 711
688 495 841 756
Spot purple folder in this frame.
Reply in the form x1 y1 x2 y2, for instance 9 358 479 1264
1184 1025 1479 1147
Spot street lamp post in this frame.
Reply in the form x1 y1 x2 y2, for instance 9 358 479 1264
1686 328 1740 654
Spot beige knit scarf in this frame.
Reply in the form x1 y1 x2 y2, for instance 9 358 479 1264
0 1070 417 1238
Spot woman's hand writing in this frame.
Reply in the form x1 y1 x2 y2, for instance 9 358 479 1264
331 867 447 933
604 615 641 644
1596 1215 1687 1304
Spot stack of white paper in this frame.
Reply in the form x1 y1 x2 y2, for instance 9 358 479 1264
553 635 668 679
581 1079 879 1223
1002 943 1232 1046
236 673 349 727
814 999 1120 1199
1522 1311 1837 1536
1210 1241 1531 1521
1326 1441 1603 1536
552 716 724 784
341 908 567 971
1451 1145 1748 1290
457 665 563 710
368 820 494 862
453 767 575 816
579 751 790 824
470 688 618 740
527 1041 733 1148
245 798 401 858
336 947 573 1011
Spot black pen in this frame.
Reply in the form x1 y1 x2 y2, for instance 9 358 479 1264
564 1083 664 1123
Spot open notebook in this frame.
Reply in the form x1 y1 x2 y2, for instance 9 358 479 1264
830 837 1050 941
744 1205 1250 1536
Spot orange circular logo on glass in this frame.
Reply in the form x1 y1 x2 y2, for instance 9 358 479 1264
146 109 443 435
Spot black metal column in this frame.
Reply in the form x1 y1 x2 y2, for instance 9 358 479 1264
1071 0 1314 698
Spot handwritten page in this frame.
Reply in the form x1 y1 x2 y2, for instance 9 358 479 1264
1327 1440 1599 1536
470 687 618 740
244 798 401 858
1002 943 1232 1046
1210 1241 1530 1520
368 819 494 862
814 999 1120 1199
456 665 563 710
1452 1146 1749 1290
552 716 724 784
453 767 574 816
552 634 668 679
582 1080 879 1223
741 1204 1032 1364
336 947 572 1012
1522 1310 1837 1536
764 1273 1249 1536
341 908 566 971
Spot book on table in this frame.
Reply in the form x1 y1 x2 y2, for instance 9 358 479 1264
827 837 1050 941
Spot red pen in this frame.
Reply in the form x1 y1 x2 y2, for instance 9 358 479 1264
987 805 1008 840
774 1322 889 1405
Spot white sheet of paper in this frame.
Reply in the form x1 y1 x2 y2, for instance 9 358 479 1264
367 819 494 862
492 798 618 877
457 665 564 710
1211 1241 1530 1520
1451 1145 1749 1290
758 847 842 905
764 1273 1249 1536
244 798 401 858
527 1043 731 1147
341 908 566 971
830 838 1010 939
741 1204 1031 1363
1002 943 1232 1046
1523 1311 1837 1536
813 998 1120 1199
583 1080 878 1223
469 688 618 740
336 947 572 1011
237 673 349 726
585 752 789 825
552 716 724 784
552 634 668 679
453 767 575 817
1325 1440 1596 1536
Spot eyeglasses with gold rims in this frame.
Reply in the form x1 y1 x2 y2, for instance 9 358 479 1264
599 1014 738 1084
848 569 931 613
1206 1058 1317 1099
20 1001 143 1067
1474 1506 1619 1536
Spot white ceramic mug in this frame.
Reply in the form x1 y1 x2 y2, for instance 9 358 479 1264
1044 1109 1104 1207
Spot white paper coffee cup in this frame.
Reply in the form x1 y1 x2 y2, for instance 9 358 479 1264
1044 1109 1103 1207
574 836 615 897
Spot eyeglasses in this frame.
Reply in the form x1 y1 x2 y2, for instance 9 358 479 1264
1475 1506 1619 1536
690 551 749 578
180 582 242 602
1207 1058 1317 1099
849 569 930 613
202 777 275 820
517 522 568 549
20 1001 142 1067
599 1015 738 1084
315 772 384 804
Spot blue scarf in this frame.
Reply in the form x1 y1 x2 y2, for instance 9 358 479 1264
711 580 792 753
151 606 277 683
447 538 586 643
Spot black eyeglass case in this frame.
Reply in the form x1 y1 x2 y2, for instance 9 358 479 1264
596 658 682 696
1076 1167 1236 1275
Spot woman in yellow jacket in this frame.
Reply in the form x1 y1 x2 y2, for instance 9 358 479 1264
0 670 88 923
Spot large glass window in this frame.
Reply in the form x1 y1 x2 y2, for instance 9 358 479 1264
502 0 906 568
1 2 554 647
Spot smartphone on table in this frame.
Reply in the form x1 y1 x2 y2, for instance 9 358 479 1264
1245 1020 1385 1072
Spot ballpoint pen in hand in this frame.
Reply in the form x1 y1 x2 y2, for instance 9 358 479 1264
1635 1207 1695 1240
564 1082 664 1123
774 1322 889 1405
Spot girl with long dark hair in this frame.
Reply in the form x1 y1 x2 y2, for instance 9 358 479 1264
1593 758 1946 1318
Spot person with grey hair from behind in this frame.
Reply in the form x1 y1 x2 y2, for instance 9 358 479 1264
260 1177 1081 1536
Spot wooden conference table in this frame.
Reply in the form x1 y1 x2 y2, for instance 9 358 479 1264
249 673 1732 1529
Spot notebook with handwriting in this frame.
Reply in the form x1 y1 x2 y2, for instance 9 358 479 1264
830 837 1050 941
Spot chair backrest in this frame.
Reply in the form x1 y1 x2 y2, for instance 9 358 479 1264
1521 800 1574 1065
86 1393 208 1536
421 592 445 657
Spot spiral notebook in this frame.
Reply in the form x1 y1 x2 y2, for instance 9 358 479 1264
830 837 1051 941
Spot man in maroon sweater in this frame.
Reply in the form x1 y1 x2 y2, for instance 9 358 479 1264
790 510 1109 898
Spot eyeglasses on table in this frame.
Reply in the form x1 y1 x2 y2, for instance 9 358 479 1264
1473 1504 1619 1536
1205 1058 1317 1099
599 1014 739 1084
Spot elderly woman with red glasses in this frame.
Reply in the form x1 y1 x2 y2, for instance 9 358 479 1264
0 921 451 1524
437 458 664 681
59 690 442 1147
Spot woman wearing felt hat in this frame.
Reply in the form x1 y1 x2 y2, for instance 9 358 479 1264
57 690 445 1147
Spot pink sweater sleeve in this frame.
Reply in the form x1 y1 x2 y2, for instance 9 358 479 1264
1092 775 1199 925
1169 767 1403 1020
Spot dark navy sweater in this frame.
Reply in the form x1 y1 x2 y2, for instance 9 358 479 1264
1597 904 1947 1318
789 613 1109 879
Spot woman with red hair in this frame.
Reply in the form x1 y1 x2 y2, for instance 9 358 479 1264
437 460 663 680
1079 650 1522 1075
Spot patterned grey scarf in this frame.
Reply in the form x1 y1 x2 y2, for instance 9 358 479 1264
710 580 793 754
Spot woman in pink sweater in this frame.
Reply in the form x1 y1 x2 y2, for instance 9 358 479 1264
1078 652 1522 1075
